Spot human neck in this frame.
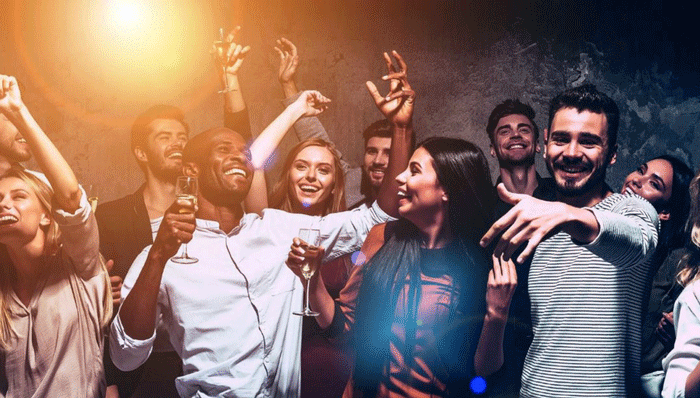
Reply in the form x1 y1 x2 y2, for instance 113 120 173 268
499 163 538 195
556 182 612 208
6 236 48 306
196 194 244 234
413 211 452 249
142 173 177 219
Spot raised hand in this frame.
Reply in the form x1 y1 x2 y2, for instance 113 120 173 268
290 90 331 117
486 254 518 319
151 198 197 261
0 75 24 114
480 183 573 263
286 237 325 281
275 38 299 86
366 51 415 128
212 26 251 77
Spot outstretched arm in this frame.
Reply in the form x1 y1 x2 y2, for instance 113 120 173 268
480 183 600 263
366 51 415 218
0 75 81 212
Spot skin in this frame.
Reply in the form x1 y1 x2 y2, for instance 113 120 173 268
288 145 336 216
0 112 31 171
364 136 392 195
135 119 188 183
490 114 540 196
621 158 673 220
482 107 617 263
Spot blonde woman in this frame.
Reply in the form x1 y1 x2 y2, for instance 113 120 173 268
662 171 700 398
0 75 111 397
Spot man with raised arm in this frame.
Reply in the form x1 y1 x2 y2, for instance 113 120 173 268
481 85 658 398
97 27 252 398
110 52 414 397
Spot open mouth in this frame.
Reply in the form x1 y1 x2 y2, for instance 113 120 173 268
623 186 636 196
506 142 527 150
397 190 411 201
555 164 589 175
224 167 248 178
369 168 385 180
0 215 19 226
166 151 182 159
299 185 320 193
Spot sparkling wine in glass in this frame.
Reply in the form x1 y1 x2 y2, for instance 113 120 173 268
86 184 99 213
171 176 198 264
213 27 233 94
293 228 322 317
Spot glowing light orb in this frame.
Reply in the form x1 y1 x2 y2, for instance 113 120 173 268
351 251 367 266
470 376 487 395
110 1 144 28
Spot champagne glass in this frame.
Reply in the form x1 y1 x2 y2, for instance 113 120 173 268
213 27 233 94
293 228 322 317
171 176 198 264
86 184 99 213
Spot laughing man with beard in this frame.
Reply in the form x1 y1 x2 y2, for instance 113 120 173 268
481 85 659 398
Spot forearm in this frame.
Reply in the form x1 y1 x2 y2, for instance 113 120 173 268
281 80 299 99
5 104 80 212
248 103 305 168
687 364 700 398
119 251 167 340
561 207 600 244
223 74 245 114
474 309 507 376
243 170 268 215
377 124 412 217
308 272 336 329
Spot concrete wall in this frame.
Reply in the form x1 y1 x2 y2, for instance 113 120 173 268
1 0 698 202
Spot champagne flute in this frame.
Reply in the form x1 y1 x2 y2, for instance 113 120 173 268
293 228 322 317
86 184 99 213
213 27 232 94
171 176 198 264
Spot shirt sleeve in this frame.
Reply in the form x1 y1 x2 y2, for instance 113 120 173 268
317 201 393 262
662 282 700 398
584 195 659 269
109 246 160 371
53 186 101 280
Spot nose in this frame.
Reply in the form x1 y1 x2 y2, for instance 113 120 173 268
0 195 12 209
395 168 408 185
631 175 643 188
563 141 581 159
305 167 317 182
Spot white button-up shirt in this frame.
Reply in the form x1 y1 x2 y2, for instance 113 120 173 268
110 203 390 397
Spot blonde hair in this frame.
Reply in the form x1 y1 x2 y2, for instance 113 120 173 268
0 167 112 350
677 172 700 287
269 138 347 216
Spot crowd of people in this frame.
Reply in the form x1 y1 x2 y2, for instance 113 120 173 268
1 27 700 398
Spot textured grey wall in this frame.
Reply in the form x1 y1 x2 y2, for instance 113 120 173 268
1 0 698 202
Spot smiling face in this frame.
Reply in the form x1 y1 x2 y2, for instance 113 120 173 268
0 176 50 247
363 136 392 190
490 114 539 166
545 107 615 199
395 147 447 226
288 145 336 215
193 130 252 205
0 113 30 162
136 118 188 181
622 158 674 214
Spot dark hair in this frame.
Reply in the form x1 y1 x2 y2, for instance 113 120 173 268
486 99 539 145
353 137 494 395
269 138 346 216
547 84 620 155
131 105 188 164
651 155 694 255
677 171 700 287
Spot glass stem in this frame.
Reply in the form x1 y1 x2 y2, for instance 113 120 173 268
304 277 311 312
182 243 189 259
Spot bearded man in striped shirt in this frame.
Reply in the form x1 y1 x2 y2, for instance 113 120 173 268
481 84 658 398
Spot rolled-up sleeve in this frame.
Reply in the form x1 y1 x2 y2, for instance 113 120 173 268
110 311 157 371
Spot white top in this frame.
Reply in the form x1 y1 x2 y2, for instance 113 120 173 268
521 193 658 398
662 279 700 398
110 202 391 398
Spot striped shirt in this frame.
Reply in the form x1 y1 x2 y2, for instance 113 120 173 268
521 193 658 398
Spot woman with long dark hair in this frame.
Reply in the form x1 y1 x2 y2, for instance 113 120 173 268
289 137 513 396
0 75 111 397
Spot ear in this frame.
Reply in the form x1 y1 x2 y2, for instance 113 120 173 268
608 144 618 166
658 210 670 221
489 144 496 158
39 212 51 227
442 190 448 202
542 129 548 159
535 142 541 153
183 161 199 177
134 146 148 163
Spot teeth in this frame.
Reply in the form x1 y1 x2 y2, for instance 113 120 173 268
167 152 182 159
625 187 635 196
397 191 408 198
0 215 18 225
224 168 247 177
300 185 319 193
17 138 26 143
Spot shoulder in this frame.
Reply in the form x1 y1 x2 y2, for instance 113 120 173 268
357 223 389 265
96 191 141 218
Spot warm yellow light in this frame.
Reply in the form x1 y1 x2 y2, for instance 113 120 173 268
112 1 143 27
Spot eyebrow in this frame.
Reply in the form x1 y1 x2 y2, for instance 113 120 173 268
651 172 667 191
409 160 422 169
497 122 533 131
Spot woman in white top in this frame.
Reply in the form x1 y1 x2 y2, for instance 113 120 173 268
0 74 111 397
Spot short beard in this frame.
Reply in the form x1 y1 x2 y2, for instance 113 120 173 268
547 161 607 197
150 164 182 183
